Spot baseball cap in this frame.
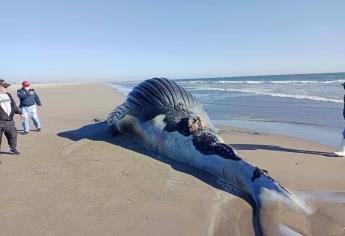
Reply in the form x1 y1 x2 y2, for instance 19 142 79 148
0 79 10 88
22 80 30 87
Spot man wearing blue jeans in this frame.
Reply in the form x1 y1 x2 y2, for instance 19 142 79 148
335 82 345 157
17 81 42 135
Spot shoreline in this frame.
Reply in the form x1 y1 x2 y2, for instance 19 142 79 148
214 119 339 149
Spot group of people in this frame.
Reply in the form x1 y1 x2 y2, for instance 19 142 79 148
0 80 42 155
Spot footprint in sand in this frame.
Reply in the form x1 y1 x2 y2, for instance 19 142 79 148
60 140 91 156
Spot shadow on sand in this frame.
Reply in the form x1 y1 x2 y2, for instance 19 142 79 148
58 121 338 236
56 122 256 203
0 151 12 155
231 144 335 157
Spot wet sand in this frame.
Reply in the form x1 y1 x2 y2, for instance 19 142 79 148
0 83 344 236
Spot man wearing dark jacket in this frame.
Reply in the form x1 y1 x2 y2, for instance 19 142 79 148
0 79 24 155
335 82 345 157
17 81 42 134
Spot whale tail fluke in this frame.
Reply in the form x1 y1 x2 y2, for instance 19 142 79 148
253 189 345 235
253 190 310 236
107 103 129 134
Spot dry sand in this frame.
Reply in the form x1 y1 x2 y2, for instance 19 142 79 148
0 83 344 236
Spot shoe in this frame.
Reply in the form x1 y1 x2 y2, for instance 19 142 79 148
10 148 20 155
334 151 345 157
335 138 345 157
36 128 41 132
22 131 29 135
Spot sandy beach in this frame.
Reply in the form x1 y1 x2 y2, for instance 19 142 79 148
1 83 344 236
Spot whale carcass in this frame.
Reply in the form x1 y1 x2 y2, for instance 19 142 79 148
107 78 310 235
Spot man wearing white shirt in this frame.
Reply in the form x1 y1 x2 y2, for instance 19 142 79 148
0 79 24 155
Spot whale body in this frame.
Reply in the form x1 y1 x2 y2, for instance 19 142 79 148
107 78 310 235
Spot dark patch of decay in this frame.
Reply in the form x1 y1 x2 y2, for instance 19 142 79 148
164 114 208 136
192 132 242 161
164 114 241 161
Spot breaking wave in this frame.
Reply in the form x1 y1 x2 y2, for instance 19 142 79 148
178 79 345 85
194 87 343 103
109 73 345 104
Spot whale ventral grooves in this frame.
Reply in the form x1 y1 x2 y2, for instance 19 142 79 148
123 78 217 132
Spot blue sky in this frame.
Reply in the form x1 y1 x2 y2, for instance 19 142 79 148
1 0 345 81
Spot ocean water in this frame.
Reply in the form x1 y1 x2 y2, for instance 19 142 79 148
109 72 345 148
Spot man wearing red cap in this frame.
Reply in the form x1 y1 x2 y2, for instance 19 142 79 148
17 81 42 134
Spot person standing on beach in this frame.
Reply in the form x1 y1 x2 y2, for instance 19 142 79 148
17 81 42 134
334 82 345 157
0 79 24 155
